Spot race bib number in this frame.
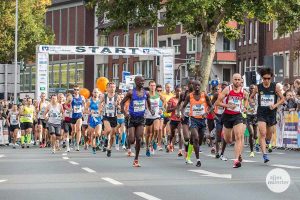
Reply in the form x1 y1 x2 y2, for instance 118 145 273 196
74 105 82 114
106 103 115 114
50 112 61 119
184 104 190 116
192 104 205 116
92 113 100 118
11 115 18 125
217 106 224 114
83 114 89 124
133 100 145 112
260 95 274 107
228 98 241 112
24 114 32 119
64 110 71 118
150 99 159 114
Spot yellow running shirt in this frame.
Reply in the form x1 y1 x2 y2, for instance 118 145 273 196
161 91 174 118
22 106 34 123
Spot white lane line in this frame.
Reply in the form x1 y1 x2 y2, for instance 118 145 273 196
271 164 300 169
102 177 123 185
69 161 79 165
62 153 67 156
0 155 6 158
189 169 232 179
229 159 257 163
206 154 215 158
0 180 7 183
82 167 96 173
134 192 162 200
62 157 69 160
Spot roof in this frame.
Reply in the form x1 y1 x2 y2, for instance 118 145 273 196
51 0 82 6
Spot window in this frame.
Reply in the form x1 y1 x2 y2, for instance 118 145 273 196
147 29 154 47
273 20 278 39
124 34 129 47
172 39 180 54
243 25 246 45
52 64 60 88
134 62 142 75
238 61 242 73
254 20 258 43
144 61 153 79
249 58 252 69
68 63 76 88
61 63 68 89
134 33 140 47
113 36 119 47
123 63 128 72
97 64 108 77
98 35 108 46
103 12 110 24
254 57 257 66
244 59 247 73
76 62 84 88
223 68 231 82
187 38 196 53
159 40 166 47
285 52 290 78
268 23 271 32
159 12 166 20
249 21 252 44
113 64 119 79
223 37 230 51
294 51 299 76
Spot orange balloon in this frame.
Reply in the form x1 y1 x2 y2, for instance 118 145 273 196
79 88 90 99
96 77 109 92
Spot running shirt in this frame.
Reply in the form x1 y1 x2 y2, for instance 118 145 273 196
189 92 208 119
161 92 174 118
129 88 147 118
9 111 19 125
82 114 89 125
48 104 62 125
63 103 72 122
214 91 226 115
207 94 214 120
22 106 34 123
103 94 117 117
90 98 101 117
224 85 244 115
182 91 191 117
72 95 83 118
145 92 160 119
38 101 49 120
247 94 257 115
257 82 278 114
169 97 181 121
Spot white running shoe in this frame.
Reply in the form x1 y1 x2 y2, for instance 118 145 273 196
66 148 70 153
220 155 228 161
115 144 120 151
122 145 126 150
185 159 193 165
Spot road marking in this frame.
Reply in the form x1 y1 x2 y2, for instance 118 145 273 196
62 157 69 160
62 153 67 156
271 164 300 169
133 192 162 200
230 159 257 163
82 167 96 173
206 154 215 158
0 180 7 183
0 155 5 158
69 161 79 165
189 169 232 179
102 177 123 185
272 152 285 155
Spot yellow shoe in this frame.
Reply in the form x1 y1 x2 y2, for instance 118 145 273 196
250 152 255 157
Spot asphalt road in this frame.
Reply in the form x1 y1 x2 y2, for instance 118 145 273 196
0 144 299 200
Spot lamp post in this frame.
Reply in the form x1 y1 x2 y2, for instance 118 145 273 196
14 0 18 104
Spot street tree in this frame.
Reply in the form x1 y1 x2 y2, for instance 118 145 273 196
86 0 300 90
0 0 54 63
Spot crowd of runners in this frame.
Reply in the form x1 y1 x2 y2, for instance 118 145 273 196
0 67 293 168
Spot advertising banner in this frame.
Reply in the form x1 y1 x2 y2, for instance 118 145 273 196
282 111 298 148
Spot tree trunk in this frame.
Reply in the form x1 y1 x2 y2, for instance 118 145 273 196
197 31 217 92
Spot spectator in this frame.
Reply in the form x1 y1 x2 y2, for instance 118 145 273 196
283 90 297 112
283 83 290 93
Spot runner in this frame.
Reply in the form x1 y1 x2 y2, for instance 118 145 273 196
207 86 218 153
6 104 20 149
155 84 165 151
116 93 126 150
247 84 258 157
181 80 213 167
120 76 153 167
215 73 248 168
44 94 64 154
166 85 182 154
85 88 102 154
19 98 35 148
101 82 119 157
71 85 86 151
36 93 50 148
62 93 73 152
145 81 164 157
211 82 229 161
250 68 285 163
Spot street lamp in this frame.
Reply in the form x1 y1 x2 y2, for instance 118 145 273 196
14 0 18 104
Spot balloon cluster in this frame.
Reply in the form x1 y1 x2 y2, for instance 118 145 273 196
78 77 109 99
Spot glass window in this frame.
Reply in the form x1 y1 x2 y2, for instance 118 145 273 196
159 40 166 47
123 63 128 72
61 63 68 89
98 64 108 77
159 12 166 20
285 53 289 78
294 52 299 76
144 61 153 79
113 36 119 47
68 63 76 88
52 64 60 88
113 64 119 79
249 21 252 44
147 29 154 47
124 34 129 47
141 31 147 46
98 35 108 46
134 62 142 75
223 68 231 82
172 39 180 54
223 38 231 51
187 38 196 52
76 62 84 88
134 33 140 47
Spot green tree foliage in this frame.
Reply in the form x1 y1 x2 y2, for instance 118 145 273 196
0 0 54 63
87 0 300 90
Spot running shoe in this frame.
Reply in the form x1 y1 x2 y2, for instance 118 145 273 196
146 148 151 157
196 160 201 167
255 144 260 152
249 152 255 157
263 154 270 163
62 142 66 148
238 155 243 162
268 146 273 153
211 147 216 154
233 160 241 168
39 143 43 148
115 144 120 151
52 149 56 154
158 145 163 151
92 147 96 154
33 141 36 146
199 146 202 153
122 145 126 150
220 155 228 161
215 153 220 159
66 148 70 153
133 160 141 167
12 145 16 149
21 145 25 149
127 151 135 157
178 150 183 157
185 159 193 165
150 147 155 155
76 145 80 151
107 149 112 157
102 147 107 152
153 141 157 150
27 145 30 148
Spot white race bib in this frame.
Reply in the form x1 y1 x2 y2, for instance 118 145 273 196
192 104 205 116
11 115 18 125
82 114 89 124
106 103 115 114
64 110 72 118
227 97 241 112
260 95 275 107
133 100 145 112
184 104 190 116
73 105 82 113
216 106 224 115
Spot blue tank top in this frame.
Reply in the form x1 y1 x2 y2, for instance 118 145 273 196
129 89 147 117
90 98 100 115
72 95 83 118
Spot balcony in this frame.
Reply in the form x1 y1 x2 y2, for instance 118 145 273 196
195 51 236 65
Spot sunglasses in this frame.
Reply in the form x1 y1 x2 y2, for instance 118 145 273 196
74 89 79 91
157 90 162 92
263 77 271 80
